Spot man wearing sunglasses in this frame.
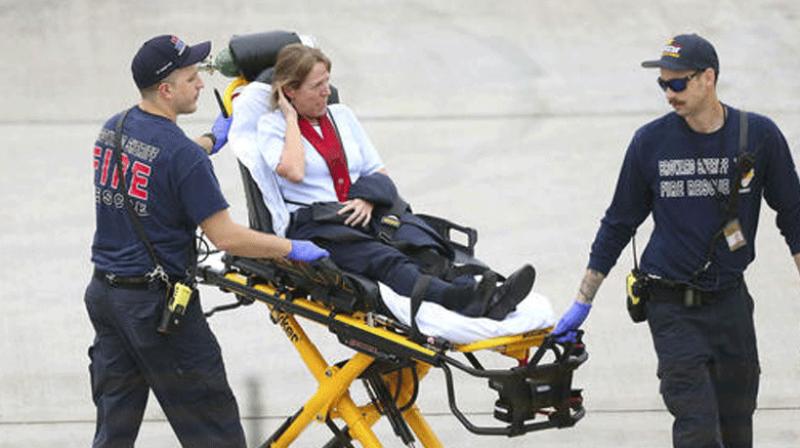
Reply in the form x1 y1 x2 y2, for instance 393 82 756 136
553 33 800 447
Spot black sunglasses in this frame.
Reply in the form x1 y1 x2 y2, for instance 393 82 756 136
657 70 703 92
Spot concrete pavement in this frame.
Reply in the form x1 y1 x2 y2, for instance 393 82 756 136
1 1 799 446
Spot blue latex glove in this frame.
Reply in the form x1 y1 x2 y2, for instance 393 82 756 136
210 113 232 154
287 240 330 262
553 300 592 343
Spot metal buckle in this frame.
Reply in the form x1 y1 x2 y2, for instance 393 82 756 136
380 214 401 228
378 231 392 244
377 215 401 245
146 265 170 284
683 288 705 307
104 273 118 287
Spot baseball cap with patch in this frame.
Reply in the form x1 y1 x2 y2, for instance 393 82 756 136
641 33 719 73
131 35 211 89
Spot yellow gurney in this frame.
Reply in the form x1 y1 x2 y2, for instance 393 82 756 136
196 165 586 447
197 30 588 447
199 254 585 448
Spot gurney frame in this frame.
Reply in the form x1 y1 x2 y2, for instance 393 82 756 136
200 255 586 448
208 51 586 445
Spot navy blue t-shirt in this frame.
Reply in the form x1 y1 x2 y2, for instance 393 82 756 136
91 106 229 277
589 106 800 290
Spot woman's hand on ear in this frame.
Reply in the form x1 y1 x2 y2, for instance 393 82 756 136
277 87 297 121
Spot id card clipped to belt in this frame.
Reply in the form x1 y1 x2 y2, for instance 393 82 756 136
723 218 747 251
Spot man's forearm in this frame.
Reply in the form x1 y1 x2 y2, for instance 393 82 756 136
224 226 292 259
200 209 292 259
576 269 606 304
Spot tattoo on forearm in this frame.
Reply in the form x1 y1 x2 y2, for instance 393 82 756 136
577 269 605 303
793 253 800 278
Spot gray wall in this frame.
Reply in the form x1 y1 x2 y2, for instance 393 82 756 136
1 1 798 446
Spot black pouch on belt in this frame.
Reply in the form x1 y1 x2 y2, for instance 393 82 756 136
625 269 649 323
157 281 198 335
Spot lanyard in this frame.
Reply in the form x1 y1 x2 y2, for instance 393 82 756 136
689 110 752 284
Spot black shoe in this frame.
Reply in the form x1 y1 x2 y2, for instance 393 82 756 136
442 271 498 317
475 270 498 308
485 264 536 320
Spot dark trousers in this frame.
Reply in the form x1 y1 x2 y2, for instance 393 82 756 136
84 276 246 448
321 239 477 313
646 282 760 448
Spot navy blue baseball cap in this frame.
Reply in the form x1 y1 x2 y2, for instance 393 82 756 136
131 35 211 89
641 33 719 73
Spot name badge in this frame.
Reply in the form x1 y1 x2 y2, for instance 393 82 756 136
723 219 747 251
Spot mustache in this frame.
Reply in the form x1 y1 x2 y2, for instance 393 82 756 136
669 99 684 107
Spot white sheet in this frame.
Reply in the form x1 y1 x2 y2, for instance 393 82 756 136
379 284 555 344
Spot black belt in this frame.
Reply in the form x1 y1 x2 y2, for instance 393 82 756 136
94 269 179 290
648 278 741 307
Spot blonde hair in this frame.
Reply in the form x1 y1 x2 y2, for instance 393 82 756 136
270 43 331 110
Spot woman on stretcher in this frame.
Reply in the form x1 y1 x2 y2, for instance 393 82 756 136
247 43 534 320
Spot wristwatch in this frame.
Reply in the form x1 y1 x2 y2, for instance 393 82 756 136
202 132 216 148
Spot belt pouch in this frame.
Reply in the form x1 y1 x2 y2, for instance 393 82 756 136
626 270 648 323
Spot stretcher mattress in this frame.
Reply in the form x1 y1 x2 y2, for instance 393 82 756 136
379 284 555 344
201 254 554 345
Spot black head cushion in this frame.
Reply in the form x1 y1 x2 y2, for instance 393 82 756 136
229 30 301 81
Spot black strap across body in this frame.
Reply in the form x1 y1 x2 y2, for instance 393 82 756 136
626 110 753 321
112 108 197 334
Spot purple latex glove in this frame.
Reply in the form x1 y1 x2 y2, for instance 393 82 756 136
287 240 329 262
553 300 592 343
210 113 232 154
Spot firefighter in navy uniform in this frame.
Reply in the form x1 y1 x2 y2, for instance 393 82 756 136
553 34 800 447
85 35 328 447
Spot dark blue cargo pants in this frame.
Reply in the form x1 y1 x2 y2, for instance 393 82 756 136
646 281 760 448
84 275 246 448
